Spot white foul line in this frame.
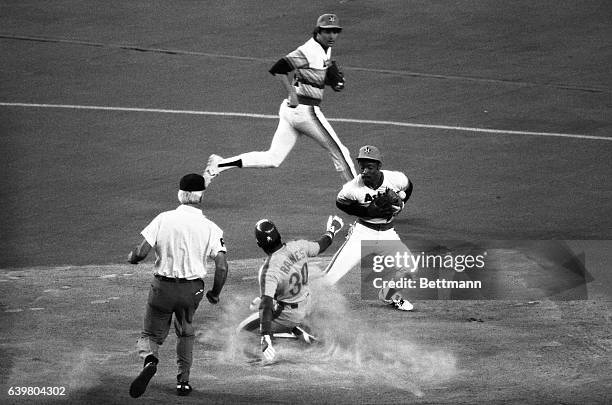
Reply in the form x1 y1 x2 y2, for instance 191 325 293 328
1 102 609 142
0 102 276 119
330 117 611 141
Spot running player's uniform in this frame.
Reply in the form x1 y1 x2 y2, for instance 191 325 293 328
259 240 319 332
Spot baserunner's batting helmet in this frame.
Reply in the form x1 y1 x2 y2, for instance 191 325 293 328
255 219 282 251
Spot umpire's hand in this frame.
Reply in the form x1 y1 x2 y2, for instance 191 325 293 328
206 290 220 304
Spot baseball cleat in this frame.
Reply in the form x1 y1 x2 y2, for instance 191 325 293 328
378 287 402 303
203 154 222 187
129 357 158 398
176 381 192 396
392 298 414 311
292 325 319 344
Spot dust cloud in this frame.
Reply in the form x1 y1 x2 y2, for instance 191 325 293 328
197 273 457 397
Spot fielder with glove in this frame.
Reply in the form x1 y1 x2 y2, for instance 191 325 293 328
325 60 345 92
370 188 405 220
236 215 343 362
321 145 415 311
203 13 357 188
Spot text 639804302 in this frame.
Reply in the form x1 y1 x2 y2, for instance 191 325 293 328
8 386 66 396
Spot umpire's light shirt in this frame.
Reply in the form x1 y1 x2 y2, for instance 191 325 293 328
140 205 226 280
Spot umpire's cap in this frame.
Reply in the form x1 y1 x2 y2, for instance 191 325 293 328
180 173 206 191
255 219 282 250
316 14 342 30
357 145 382 162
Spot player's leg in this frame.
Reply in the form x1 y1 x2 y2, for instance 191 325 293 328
237 120 298 168
292 323 319 343
233 311 266 360
377 232 415 311
203 102 299 185
289 295 319 343
299 106 357 181
272 295 317 341
235 307 306 339
321 224 364 285
235 304 296 337
236 311 260 334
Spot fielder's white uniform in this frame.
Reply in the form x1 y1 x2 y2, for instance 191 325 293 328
323 170 412 285
214 37 356 182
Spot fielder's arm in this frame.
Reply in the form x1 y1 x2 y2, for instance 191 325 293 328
206 252 228 304
269 58 298 107
336 198 393 219
402 180 414 202
127 238 151 264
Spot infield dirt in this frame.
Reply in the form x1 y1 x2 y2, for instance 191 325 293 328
1 257 611 404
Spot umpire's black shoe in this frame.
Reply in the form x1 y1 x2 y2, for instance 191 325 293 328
176 381 192 396
129 355 158 398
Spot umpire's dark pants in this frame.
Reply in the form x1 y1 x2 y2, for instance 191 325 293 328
136 276 204 382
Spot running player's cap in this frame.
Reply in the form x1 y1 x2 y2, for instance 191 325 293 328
179 173 206 191
255 219 282 249
357 145 382 162
316 14 342 30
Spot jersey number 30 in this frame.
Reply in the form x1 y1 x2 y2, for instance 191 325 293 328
288 263 309 296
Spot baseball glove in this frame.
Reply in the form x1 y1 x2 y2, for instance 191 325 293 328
373 188 404 217
325 61 345 92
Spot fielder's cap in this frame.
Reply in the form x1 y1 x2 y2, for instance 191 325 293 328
179 173 206 191
316 13 342 30
357 145 382 162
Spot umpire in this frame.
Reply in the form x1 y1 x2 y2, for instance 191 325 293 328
127 173 228 398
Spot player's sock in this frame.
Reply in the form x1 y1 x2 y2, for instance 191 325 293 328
216 158 242 173
219 159 242 168
379 286 402 303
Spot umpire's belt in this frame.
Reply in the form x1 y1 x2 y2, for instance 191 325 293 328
155 274 197 283
277 301 299 309
358 219 394 231
297 95 321 106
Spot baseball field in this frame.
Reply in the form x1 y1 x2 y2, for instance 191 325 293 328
1 1 611 403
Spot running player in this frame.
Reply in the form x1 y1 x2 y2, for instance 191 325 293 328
322 145 415 311
241 215 343 361
203 14 356 187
